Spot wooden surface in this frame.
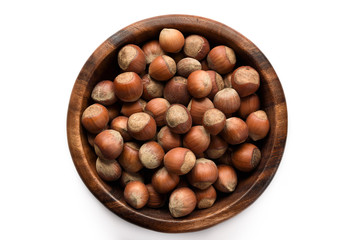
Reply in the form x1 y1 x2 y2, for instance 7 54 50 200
67 14 287 233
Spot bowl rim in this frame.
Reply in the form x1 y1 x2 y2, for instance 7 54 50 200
67 14 287 233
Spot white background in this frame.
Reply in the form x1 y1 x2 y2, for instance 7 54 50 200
1 0 359 239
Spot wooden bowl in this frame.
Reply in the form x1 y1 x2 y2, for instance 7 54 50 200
67 15 287 233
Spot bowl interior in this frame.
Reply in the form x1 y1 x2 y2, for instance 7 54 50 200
67 15 287 232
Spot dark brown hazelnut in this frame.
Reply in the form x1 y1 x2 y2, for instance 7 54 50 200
106 103 121 122
163 76 191 106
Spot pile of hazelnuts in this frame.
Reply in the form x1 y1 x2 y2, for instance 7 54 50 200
81 28 270 218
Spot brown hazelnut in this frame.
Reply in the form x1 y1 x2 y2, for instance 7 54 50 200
202 108 226 135
206 70 224 99
87 132 96 147
231 66 260 97
157 126 182 152
149 55 176 81
120 99 146 117
217 149 233 166
117 44 146 74
139 141 165 169
165 104 192 134
141 40 165 64
114 72 143 102
91 80 117 106
164 147 196 175
213 88 241 114
94 129 123 160
221 117 248 145
187 70 212 98
81 103 109 134
223 72 232 88
169 52 186 64
246 110 270 141
95 158 122 182
206 135 228 159
144 98 170 126
141 74 164 101
176 57 201 77
232 143 261 172
207 45 236 74
118 142 142 173
127 112 157 141
183 35 210 60
163 76 191 106
106 103 121 122
187 97 214 125
238 94 260 119
120 170 144 188
187 158 218 190
169 187 196 218
151 167 180 194
183 126 210 156
110 116 132 142
145 184 166 208
124 181 149 209
194 185 217 209
176 177 190 189
159 28 184 53
214 165 237 193
201 59 209 70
